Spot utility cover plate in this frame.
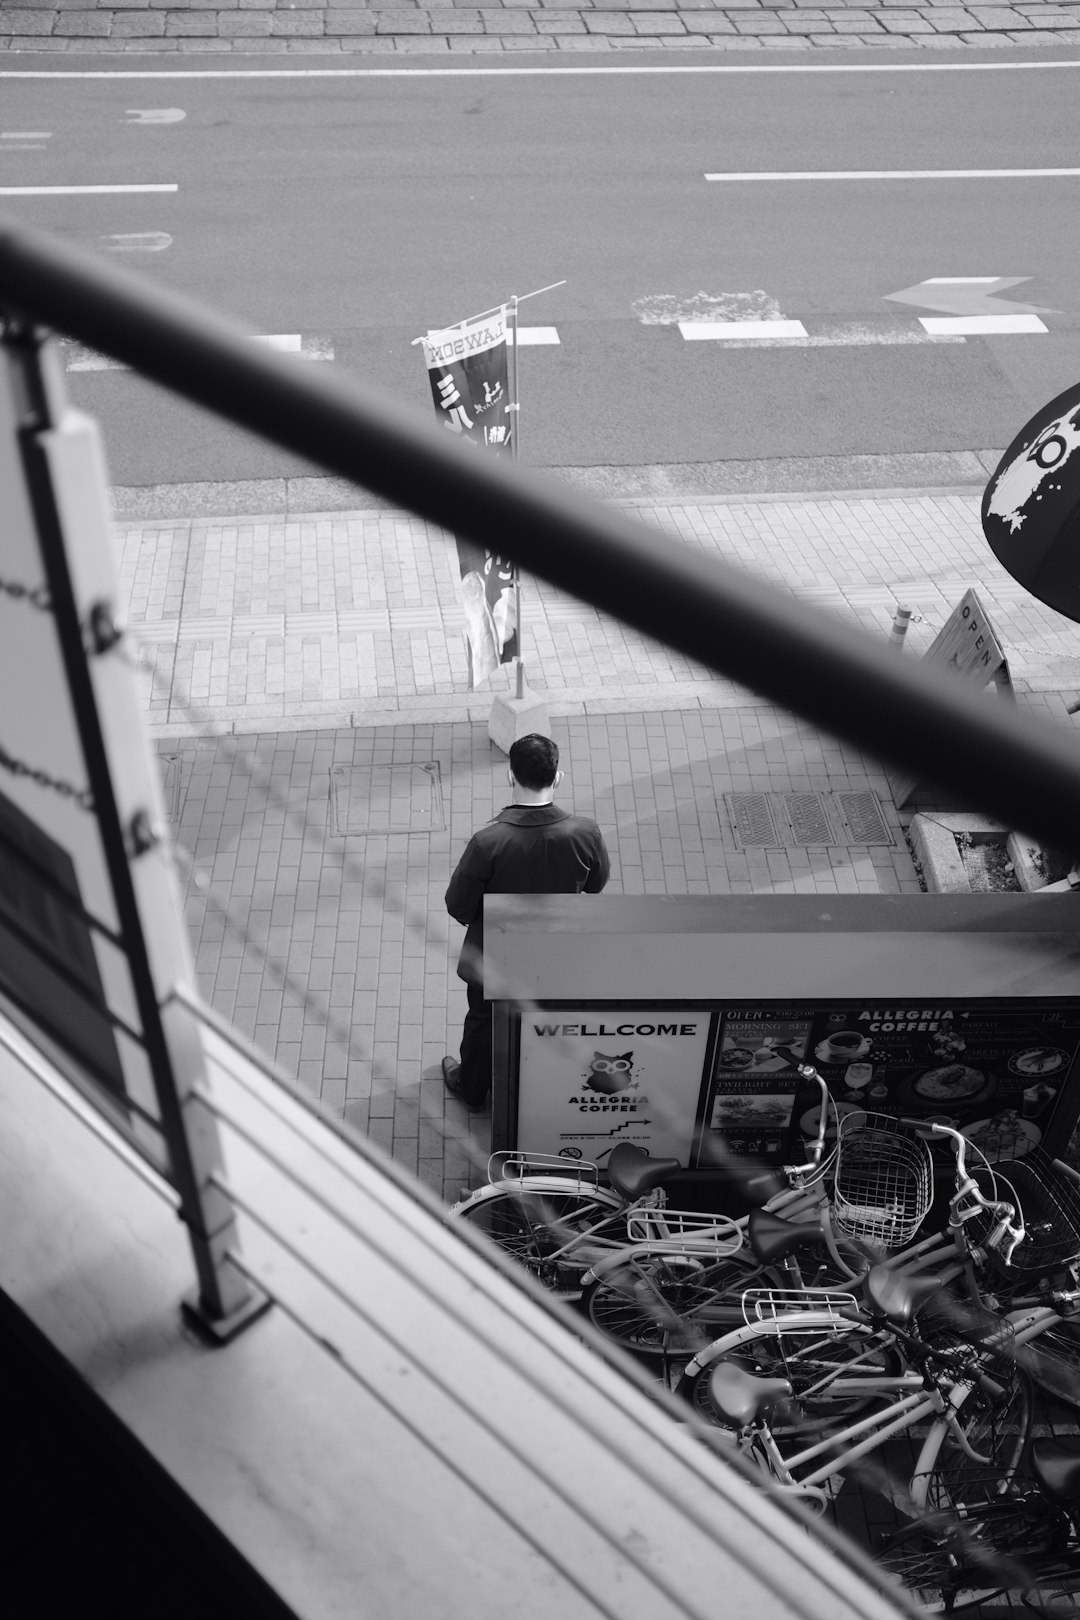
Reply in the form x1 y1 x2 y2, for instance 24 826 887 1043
330 763 445 836
726 791 892 849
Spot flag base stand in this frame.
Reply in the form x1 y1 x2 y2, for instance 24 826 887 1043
488 667 549 755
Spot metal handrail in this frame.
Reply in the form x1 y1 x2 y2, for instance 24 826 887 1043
2 215 1079 854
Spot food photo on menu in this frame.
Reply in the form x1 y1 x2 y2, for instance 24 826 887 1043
800 1004 1080 1163
701 1003 1080 1169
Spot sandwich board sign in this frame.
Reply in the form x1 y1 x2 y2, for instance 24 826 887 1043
887 588 1013 807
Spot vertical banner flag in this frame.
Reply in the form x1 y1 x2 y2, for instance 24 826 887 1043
421 309 519 689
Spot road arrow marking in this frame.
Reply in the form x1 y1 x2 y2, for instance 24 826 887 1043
125 109 186 124
884 275 1056 318
920 314 1047 336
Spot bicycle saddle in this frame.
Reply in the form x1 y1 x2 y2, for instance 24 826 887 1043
1031 1437 1080 1505
862 1267 943 1327
708 1361 793 1428
747 1205 828 1264
606 1142 681 1201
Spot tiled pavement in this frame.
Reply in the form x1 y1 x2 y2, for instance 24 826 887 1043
3 0 1080 56
126 484 1080 1206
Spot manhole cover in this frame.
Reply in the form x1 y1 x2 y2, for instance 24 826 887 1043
836 791 892 846
157 753 184 821
725 793 779 849
779 793 834 846
330 762 445 836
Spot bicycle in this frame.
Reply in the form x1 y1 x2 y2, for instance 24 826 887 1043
876 1434 1080 1614
577 1106 933 1358
675 1266 1034 1520
449 1064 863 1302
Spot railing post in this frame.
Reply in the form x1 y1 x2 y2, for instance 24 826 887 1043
0 314 269 1343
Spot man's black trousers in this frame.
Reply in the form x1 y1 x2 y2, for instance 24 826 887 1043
458 979 492 1106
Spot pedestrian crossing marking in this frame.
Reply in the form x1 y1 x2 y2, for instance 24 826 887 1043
680 320 808 342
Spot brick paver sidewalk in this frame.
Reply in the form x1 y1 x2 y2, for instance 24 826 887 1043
130 485 1080 1207
3 0 1080 56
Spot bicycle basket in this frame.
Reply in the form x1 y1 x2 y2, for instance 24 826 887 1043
969 1148 1080 1281
831 1112 934 1249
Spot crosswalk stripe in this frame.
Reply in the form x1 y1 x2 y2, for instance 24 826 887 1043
508 327 560 346
680 320 808 341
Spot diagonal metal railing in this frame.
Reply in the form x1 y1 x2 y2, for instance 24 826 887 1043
1 214 1078 854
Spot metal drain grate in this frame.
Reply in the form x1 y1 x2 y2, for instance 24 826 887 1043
778 793 835 846
330 762 445 836
726 791 893 849
724 792 779 848
836 791 892 846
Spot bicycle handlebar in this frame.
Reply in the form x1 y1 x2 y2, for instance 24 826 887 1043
780 1064 832 1183
928 1121 1027 1260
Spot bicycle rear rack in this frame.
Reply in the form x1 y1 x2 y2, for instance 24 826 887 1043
487 1151 601 1189
626 1208 744 1254
741 1288 860 1329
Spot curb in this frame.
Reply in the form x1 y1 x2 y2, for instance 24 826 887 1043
110 451 1001 525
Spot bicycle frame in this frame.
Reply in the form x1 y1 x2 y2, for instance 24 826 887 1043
698 1313 1010 1510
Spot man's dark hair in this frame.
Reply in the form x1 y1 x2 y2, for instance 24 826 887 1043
509 734 559 792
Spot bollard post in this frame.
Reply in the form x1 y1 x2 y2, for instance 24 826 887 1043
889 604 914 650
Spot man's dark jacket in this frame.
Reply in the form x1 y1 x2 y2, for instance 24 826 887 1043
445 804 610 984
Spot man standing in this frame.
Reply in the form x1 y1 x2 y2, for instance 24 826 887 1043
442 734 611 1110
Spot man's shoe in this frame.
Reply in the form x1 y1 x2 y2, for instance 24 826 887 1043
442 1057 489 1111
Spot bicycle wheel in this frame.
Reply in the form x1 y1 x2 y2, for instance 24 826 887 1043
581 1248 766 1357
451 1182 622 1298
677 1320 903 1439
1015 1320 1080 1413
915 1371 1033 1514
876 1505 1036 1614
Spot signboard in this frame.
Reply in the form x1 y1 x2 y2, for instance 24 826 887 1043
515 1008 713 1163
982 382 1080 623
420 308 518 687
421 307 513 458
695 1000 1080 1170
507 997 1080 1172
887 588 1012 806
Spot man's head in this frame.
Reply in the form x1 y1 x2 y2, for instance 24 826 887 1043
509 734 559 794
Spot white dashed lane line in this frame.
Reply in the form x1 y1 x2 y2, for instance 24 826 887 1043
705 169 1080 182
1 131 51 151
0 184 178 196
62 334 335 371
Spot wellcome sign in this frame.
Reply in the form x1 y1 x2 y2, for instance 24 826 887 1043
516 1011 711 1163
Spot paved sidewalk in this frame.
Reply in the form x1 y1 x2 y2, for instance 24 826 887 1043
3 0 1080 56
127 483 1080 1206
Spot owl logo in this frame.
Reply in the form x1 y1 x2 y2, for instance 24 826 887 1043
583 1051 634 1096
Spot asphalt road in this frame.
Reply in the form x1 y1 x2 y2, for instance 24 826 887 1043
3 52 1080 485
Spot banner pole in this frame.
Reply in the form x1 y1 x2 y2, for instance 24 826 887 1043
509 294 524 701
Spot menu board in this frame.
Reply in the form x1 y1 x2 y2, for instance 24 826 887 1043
695 1000 1080 1169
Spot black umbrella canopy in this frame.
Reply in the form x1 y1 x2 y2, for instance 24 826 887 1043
982 383 1080 623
